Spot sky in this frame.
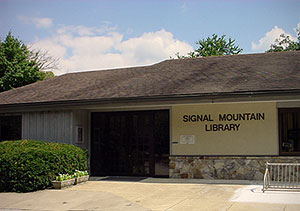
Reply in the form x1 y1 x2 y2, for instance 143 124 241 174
0 0 299 75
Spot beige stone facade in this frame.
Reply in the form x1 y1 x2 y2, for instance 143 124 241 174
169 156 300 180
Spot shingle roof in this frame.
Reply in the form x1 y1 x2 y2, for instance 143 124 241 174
0 51 300 106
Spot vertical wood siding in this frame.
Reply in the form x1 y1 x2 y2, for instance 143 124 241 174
22 111 72 144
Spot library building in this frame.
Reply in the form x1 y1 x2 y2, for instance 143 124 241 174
1 51 300 180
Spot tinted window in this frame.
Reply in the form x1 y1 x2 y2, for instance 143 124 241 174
0 116 22 141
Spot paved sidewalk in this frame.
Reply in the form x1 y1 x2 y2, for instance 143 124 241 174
0 178 299 211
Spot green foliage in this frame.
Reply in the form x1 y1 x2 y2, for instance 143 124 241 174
0 32 54 92
176 34 242 59
74 170 88 178
55 173 75 181
55 170 88 181
267 28 300 52
44 71 55 80
0 140 87 192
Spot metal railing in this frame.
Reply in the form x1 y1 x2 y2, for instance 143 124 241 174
262 162 300 192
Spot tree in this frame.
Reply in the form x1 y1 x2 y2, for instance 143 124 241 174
0 32 56 92
176 34 242 59
267 28 300 52
29 49 59 72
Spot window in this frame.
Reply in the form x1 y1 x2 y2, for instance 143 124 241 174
279 109 300 155
0 115 22 141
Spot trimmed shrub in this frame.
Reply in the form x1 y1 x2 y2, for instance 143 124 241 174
0 140 87 192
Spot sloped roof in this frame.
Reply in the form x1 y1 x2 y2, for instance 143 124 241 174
0 51 300 106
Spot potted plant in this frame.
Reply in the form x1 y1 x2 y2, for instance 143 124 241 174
74 170 89 185
52 173 75 189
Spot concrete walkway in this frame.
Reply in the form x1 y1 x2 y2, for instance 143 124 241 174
0 178 299 211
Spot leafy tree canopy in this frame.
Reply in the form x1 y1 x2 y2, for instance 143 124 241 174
176 34 243 59
0 32 55 92
267 27 300 52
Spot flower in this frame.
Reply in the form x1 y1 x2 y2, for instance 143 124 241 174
55 170 88 181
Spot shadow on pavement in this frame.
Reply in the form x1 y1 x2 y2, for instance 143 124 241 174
90 176 148 182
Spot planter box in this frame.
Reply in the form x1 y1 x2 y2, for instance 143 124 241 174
75 175 89 185
52 178 75 189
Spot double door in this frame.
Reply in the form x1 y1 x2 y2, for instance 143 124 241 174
91 110 169 177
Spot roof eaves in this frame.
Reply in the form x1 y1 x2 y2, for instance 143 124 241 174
1 89 300 110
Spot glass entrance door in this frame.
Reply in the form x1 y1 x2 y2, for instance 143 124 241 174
91 110 169 177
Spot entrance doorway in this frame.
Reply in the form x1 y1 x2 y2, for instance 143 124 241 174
91 110 169 177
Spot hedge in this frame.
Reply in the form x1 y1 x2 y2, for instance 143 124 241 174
0 140 87 192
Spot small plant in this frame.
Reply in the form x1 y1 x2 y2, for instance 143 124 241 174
74 170 89 178
56 173 75 181
53 170 89 188
55 170 88 181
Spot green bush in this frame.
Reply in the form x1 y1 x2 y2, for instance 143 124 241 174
0 140 87 192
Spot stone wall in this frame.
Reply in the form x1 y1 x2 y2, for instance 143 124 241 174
169 156 300 180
